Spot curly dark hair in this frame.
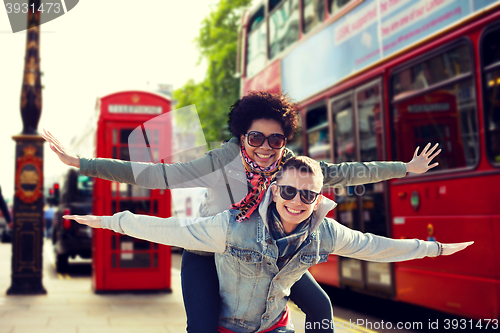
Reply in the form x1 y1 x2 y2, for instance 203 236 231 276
227 91 300 141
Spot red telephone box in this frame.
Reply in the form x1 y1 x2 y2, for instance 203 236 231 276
92 90 172 292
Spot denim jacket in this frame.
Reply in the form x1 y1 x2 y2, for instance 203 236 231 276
101 185 439 332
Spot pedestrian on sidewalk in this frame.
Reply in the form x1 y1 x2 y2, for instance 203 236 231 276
44 204 55 239
0 186 12 243
42 91 441 333
65 156 473 333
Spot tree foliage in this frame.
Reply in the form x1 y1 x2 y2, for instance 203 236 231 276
173 0 252 145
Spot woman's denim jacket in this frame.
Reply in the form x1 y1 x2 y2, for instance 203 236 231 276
101 185 440 332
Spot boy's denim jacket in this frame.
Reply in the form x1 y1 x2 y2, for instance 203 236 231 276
101 185 440 332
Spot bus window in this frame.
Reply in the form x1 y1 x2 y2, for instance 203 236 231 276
331 94 354 163
391 44 478 172
392 44 472 98
331 93 361 288
246 6 267 77
356 81 388 237
269 0 300 59
287 113 304 156
482 27 500 165
303 0 324 34
306 105 329 162
329 0 352 15
357 83 383 162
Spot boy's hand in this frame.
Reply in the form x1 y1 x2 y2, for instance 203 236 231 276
41 128 80 168
63 215 102 228
441 241 474 255
405 143 441 174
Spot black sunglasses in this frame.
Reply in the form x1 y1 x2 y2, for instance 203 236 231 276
277 185 319 205
245 131 286 149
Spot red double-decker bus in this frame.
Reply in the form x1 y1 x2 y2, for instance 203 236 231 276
237 0 500 319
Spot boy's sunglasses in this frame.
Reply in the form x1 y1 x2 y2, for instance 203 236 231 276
277 185 319 205
245 131 287 149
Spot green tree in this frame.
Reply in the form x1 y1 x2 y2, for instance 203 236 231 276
173 0 252 145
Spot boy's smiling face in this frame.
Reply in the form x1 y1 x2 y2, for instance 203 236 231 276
272 169 322 234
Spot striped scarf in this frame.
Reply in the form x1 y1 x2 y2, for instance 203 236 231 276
268 204 312 269
230 144 285 222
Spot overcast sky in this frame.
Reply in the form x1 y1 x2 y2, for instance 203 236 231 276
0 0 221 201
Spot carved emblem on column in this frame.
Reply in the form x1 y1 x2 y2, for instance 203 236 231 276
15 146 43 204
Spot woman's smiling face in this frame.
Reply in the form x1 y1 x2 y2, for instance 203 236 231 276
240 119 286 168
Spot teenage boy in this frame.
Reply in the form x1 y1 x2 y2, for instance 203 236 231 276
65 157 473 333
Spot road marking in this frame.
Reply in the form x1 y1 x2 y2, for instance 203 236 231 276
56 273 71 280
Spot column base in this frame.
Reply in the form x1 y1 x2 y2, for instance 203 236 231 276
7 278 47 295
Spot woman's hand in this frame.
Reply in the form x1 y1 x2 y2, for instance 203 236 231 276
441 241 474 255
41 128 80 168
405 143 441 174
63 215 102 228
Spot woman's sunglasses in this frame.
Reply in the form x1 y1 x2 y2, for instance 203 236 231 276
277 185 319 205
245 131 286 149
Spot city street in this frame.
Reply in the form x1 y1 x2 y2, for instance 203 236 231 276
5 237 424 333
0 239 472 333
0 239 187 333
0 240 313 333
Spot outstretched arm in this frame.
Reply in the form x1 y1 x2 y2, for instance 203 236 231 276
64 211 231 253
405 143 441 173
327 220 472 261
320 143 441 187
42 129 80 168
42 129 229 190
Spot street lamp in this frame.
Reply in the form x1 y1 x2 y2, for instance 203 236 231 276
7 0 47 295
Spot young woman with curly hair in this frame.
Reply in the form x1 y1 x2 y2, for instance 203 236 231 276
42 90 440 332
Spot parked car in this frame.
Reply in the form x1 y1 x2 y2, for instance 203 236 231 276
52 169 93 271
